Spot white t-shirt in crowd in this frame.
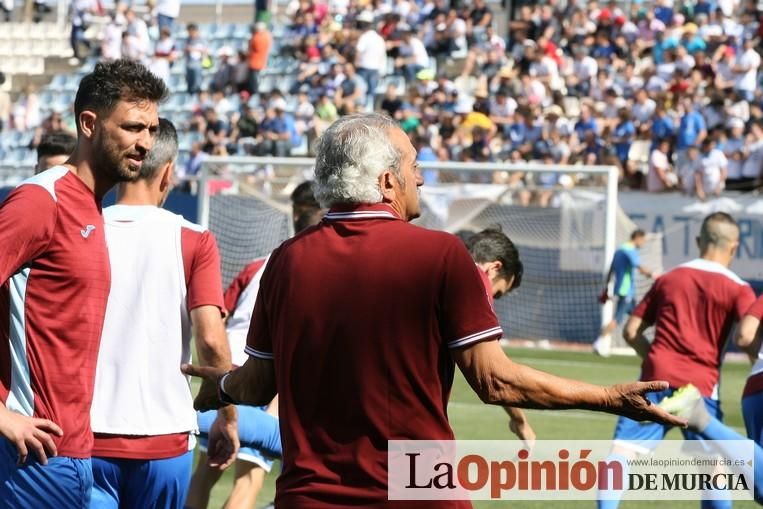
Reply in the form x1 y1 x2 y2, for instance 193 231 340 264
742 139 763 179
723 137 746 180
356 29 388 73
693 148 728 194
735 48 760 92
647 148 671 192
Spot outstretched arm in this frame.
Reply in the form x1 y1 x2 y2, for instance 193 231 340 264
452 340 685 426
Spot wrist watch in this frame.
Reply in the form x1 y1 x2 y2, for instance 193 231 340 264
217 371 237 405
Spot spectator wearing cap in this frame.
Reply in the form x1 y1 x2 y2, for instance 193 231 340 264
210 47 236 95
734 37 760 103
692 137 728 200
248 22 272 95
355 10 387 109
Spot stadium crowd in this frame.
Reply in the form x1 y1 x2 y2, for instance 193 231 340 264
3 0 763 197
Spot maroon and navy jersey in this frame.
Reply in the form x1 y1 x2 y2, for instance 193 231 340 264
634 258 754 398
0 167 111 458
247 203 501 508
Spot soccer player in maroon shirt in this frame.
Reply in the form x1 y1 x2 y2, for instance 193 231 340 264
0 59 167 508
599 212 755 509
185 113 685 509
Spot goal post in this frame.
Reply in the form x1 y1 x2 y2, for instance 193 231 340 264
196 157 660 349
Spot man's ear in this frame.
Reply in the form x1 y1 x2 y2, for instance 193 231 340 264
378 170 398 202
486 260 503 278
159 161 174 193
79 110 97 139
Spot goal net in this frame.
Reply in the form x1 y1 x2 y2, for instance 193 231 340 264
197 158 662 351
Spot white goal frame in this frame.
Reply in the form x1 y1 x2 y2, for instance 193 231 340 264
196 157 620 333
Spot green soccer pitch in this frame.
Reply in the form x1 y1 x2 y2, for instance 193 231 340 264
194 346 760 509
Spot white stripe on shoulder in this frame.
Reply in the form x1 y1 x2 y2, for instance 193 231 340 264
325 211 397 220
677 258 748 286
245 346 274 360
448 326 503 349
16 165 68 202
179 217 207 233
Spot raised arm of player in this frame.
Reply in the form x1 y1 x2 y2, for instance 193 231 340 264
0 184 64 464
452 340 686 426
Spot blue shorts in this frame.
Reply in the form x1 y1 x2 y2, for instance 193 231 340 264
91 451 193 509
0 437 92 509
614 296 636 325
742 390 763 445
196 406 280 472
613 387 722 452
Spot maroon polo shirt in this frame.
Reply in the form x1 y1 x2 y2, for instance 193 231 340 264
246 203 502 508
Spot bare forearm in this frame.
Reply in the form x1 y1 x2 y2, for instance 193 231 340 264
224 357 277 406
478 357 611 411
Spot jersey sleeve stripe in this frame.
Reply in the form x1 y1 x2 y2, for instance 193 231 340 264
447 326 503 349
245 345 274 360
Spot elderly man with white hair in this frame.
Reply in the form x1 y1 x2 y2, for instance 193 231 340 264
184 113 686 509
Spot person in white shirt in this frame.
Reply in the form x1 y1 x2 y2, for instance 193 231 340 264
101 12 124 60
632 89 656 132
155 0 180 32
395 26 430 82
693 138 728 200
723 118 747 189
124 8 151 63
90 118 238 509
354 11 387 109
647 138 677 192
734 37 760 103
741 122 763 188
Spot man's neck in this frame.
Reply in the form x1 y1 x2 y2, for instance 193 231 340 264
116 184 161 207
700 251 730 268
66 154 115 201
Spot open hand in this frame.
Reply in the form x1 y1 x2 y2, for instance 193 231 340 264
605 381 687 427
0 407 63 465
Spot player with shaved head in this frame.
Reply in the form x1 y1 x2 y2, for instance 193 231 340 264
598 212 755 509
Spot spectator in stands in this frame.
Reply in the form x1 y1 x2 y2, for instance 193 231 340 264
647 137 677 192
0 73 9 132
256 107 291 157
34 131 76 174
12 84 40 131
155 0 180 33
248 22 272 95
735 37 761 103
101 11 124 61
740 121 763 189
395 26 430 83
125 7 150 63
355 10 387 108
69 0 98 60
693 137 728 200
150 26 178 84
676 96 708 173
210 47 236 95
335 63 366 114
724 118 749 190
185 23 208 95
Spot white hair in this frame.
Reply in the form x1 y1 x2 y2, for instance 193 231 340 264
313 113 403 208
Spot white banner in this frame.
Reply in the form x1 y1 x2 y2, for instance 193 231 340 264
388 440 754 501
620 193 763 282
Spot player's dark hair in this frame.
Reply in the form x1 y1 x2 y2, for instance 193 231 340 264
36 130 76 160
467 226 523 290
139 118 178 181
74 59 168 134
630 229 646 240
291 180 322 234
